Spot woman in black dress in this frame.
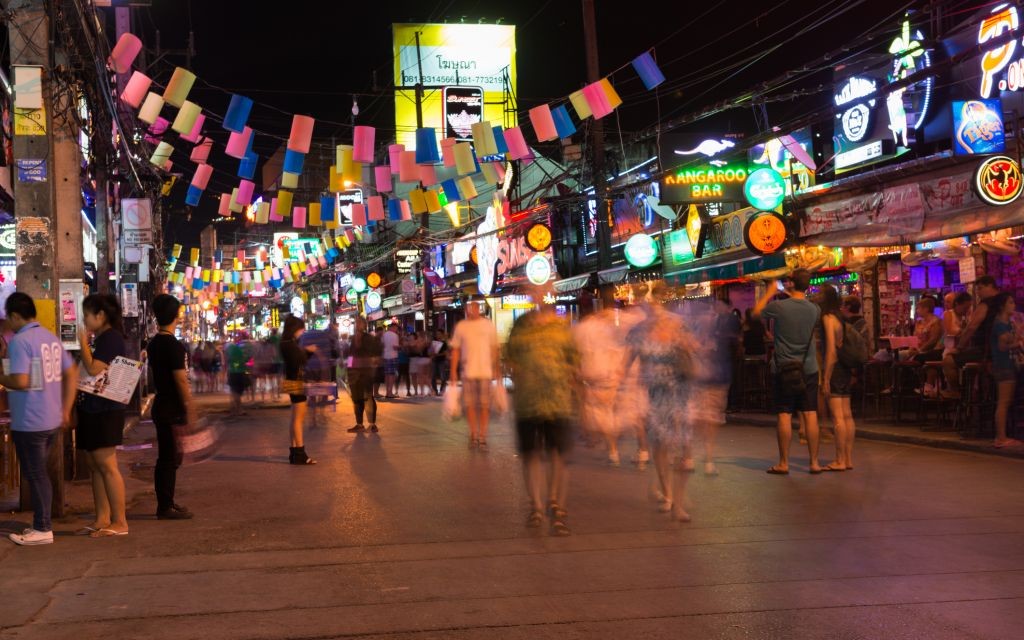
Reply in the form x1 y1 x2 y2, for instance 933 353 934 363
280 316 317 465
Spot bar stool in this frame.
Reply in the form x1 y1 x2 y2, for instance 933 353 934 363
739 357 769 412
892 360 924 422
860 360 891 419
954 363 996 438
919 361 956 429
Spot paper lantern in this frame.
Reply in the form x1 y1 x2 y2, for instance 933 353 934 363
190 137 212 164
283 149 305 175
320 195 336 222
552 105 576 139
171 101 201 135
481 162 498 184
120 71 151 108
441 138 458 167
163 159 174 172
281 172 299 189
599 78 623 110
471 121 498 156
293 207 306 229
309 202 321 226
228 188 243 213
483 126 504 156
256 201 270 224
442 178 461 203
212 269 222 283
269 200 284 222
288 115 315 153
388 199 403 221
425 190 442 214
353 126 375 164
582 81 613 120
225 126 253 159
388 144 405 172
138 92 164 125
185 185 203 206
109 32 142 74
350 203 367 226
149 141 173 167
235 180 255 207
180 113 206 144
329 166 343 192
632 51 666 90
148 117 170 137
457 176 477 200
415 127 441 164
336 144 352 173
409 189 428 214
218 193 231 216
190 248 200 266
399 150 419 183
344 160 362 185
374 165 393 193
275 191 294 217
569 90 592 120
163 67 196 108
504 127 530 160
454 142 476 175
224 95 253 133
419 163 438 186
191 163 213 189
367 196 385 221
529 104 558 142
238 150 258 180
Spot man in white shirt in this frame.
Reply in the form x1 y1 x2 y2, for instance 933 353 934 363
380 323 400 399
449 297 500 450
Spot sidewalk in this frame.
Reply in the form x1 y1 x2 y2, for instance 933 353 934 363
727 409 1024 459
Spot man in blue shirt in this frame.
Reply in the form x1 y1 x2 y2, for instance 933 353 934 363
753 269 823 475
0 293 78 545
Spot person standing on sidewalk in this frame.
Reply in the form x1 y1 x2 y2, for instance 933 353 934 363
380 323 400 399
280 316 317 464
147 294 196 519
345 316 382 433
1 293 78 545
449 297 499 450
753 269 823 475
76 294 130 538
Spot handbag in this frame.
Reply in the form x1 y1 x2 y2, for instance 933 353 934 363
777 325 816 396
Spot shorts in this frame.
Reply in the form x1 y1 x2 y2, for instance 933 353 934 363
829 364 853 397
228 372 250 394
772 372 819 415
75 409 126 451
384 359 399 376
289 394 307 404
516 416 571 455
461 378 491 410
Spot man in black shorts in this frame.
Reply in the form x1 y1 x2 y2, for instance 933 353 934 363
345 317 382 433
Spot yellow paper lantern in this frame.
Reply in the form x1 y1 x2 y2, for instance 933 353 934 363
457 176 478 200
162 67 196 108
599 78 623 110
171 100 201 135
276 191 293 216
409 189 428 214
309 202 322 226
569 90 592 120
454 142 476 176
138 92 164 125
425 189 442 214
281 172 299 189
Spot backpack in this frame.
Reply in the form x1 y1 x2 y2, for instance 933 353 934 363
838 319 870 368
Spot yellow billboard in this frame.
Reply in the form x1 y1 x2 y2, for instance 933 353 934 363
393 23 517 151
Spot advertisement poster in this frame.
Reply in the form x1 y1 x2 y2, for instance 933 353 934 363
443 86 483 141
122 282 139 317
58 280 85 350
78 356 144 405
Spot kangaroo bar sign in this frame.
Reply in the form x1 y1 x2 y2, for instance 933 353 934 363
659 161 747 204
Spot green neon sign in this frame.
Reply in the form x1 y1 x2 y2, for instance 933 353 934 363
744 168 786 210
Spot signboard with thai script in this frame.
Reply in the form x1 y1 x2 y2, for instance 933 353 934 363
801 183 924 236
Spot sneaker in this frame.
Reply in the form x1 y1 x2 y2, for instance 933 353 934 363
9 528 53 546
157 505 194 520
347 425 366 433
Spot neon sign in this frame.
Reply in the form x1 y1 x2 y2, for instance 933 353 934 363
624 233 658 268
973 155 1023 206
953 99 1006 155
744 168 786 210
660 163 747 204
887 18 932 140
979 5 1020 98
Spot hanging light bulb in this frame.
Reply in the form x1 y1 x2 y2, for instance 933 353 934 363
351 97 359 118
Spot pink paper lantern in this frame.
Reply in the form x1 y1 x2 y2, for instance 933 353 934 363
582 81 613 120
388 144 405 173
218 194 231 217
149 116 170 136
441 138 458 167
374 165 393 193
350 203 367 226
190 137 212 164
191 163 213 190
225 126 252 159
503 127 530 160
367 196 385 221
528 104 558 142
293 206 307 229
109 32 142 74
399 150 419 183
269 198 284 222
419 163 438 186
400 200 412 221
352 126 375 164
120 71 151 108
287 115 314 153
180 113 206 144
235 180 255 207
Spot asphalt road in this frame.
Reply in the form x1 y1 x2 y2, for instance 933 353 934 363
2 392 1023 639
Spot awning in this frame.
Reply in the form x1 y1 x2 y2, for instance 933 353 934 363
597 265 629 285
665 253 786 285
553 273 591 293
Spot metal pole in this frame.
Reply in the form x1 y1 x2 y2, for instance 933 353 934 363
415 31 434 331
583 0 612 275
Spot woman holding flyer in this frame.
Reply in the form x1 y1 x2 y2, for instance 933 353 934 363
76 294 130 538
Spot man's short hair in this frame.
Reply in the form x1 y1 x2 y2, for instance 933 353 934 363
918 297 936 312
790 269 812 292
976 275 997 289
4 292 36 320
842 296 862 314
152 294 181 326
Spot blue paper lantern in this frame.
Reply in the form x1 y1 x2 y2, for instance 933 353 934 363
284 149 305 174
320 194 335 221
442 178 461 203
214 249 223 264
632 51 666 90
193 278 204 290
224 95 253 133
185 184 203 206
388 198 403 221
238 151 258 180
414 127 441 164
552 105 576 139
492 126 509 155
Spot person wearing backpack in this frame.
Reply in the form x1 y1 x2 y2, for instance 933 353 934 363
820 285 858 472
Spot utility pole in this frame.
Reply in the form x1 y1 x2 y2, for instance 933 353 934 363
582 0 613 295
414 31 434 331
7 0 85 516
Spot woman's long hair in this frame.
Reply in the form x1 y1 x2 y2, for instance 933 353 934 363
281 315 305 342
817 284 842 318
82 293 124 335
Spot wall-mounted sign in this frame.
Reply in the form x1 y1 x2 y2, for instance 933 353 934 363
659 161 747 204
685 205 709 259
352 277 368 293
973 155 1023 206
666 229 694 267
525 254 552 285
443 86 483 141
835 140 889 170
290 295 305 318
395 249 422 274
345 289 360 305
366 272 382 288
624 233 658 268
0 224 15 258
526 222 552 252
834 76 878 143
978 4 1021 98
743 211 788 256
337 188 364 223
887 17 933 142
365 291 382 310
502 294 535 310
748 129 814 194
953 99 1005 155
744 168 786 210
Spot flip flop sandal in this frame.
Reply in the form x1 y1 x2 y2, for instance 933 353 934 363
74 526 98 536
550 520 571 536
526 511 544 528
766 466 789 475
823 463 846 472
548 502 567 520
90 528 129 538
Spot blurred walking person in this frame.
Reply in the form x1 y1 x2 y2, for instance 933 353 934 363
449 296 500 449
280 316 317 464
574 308 629 465
506 299 579 535
226 333 252 416
345 317 383 433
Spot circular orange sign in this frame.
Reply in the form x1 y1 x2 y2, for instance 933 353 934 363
366 272 382 288
743 211 788 256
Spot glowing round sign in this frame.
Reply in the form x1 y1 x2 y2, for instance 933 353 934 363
345 289 359 305
743 211 788 256
352 277 368 293
526 254 552 285
744 168 787 210
624 233 658 268
366 272 382 288
365 291 382 310
290 296 305 318
974 155 1023 206
526 223 553 252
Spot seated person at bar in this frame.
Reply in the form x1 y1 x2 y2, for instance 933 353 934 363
906 296 943 364
942 276 1001 398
